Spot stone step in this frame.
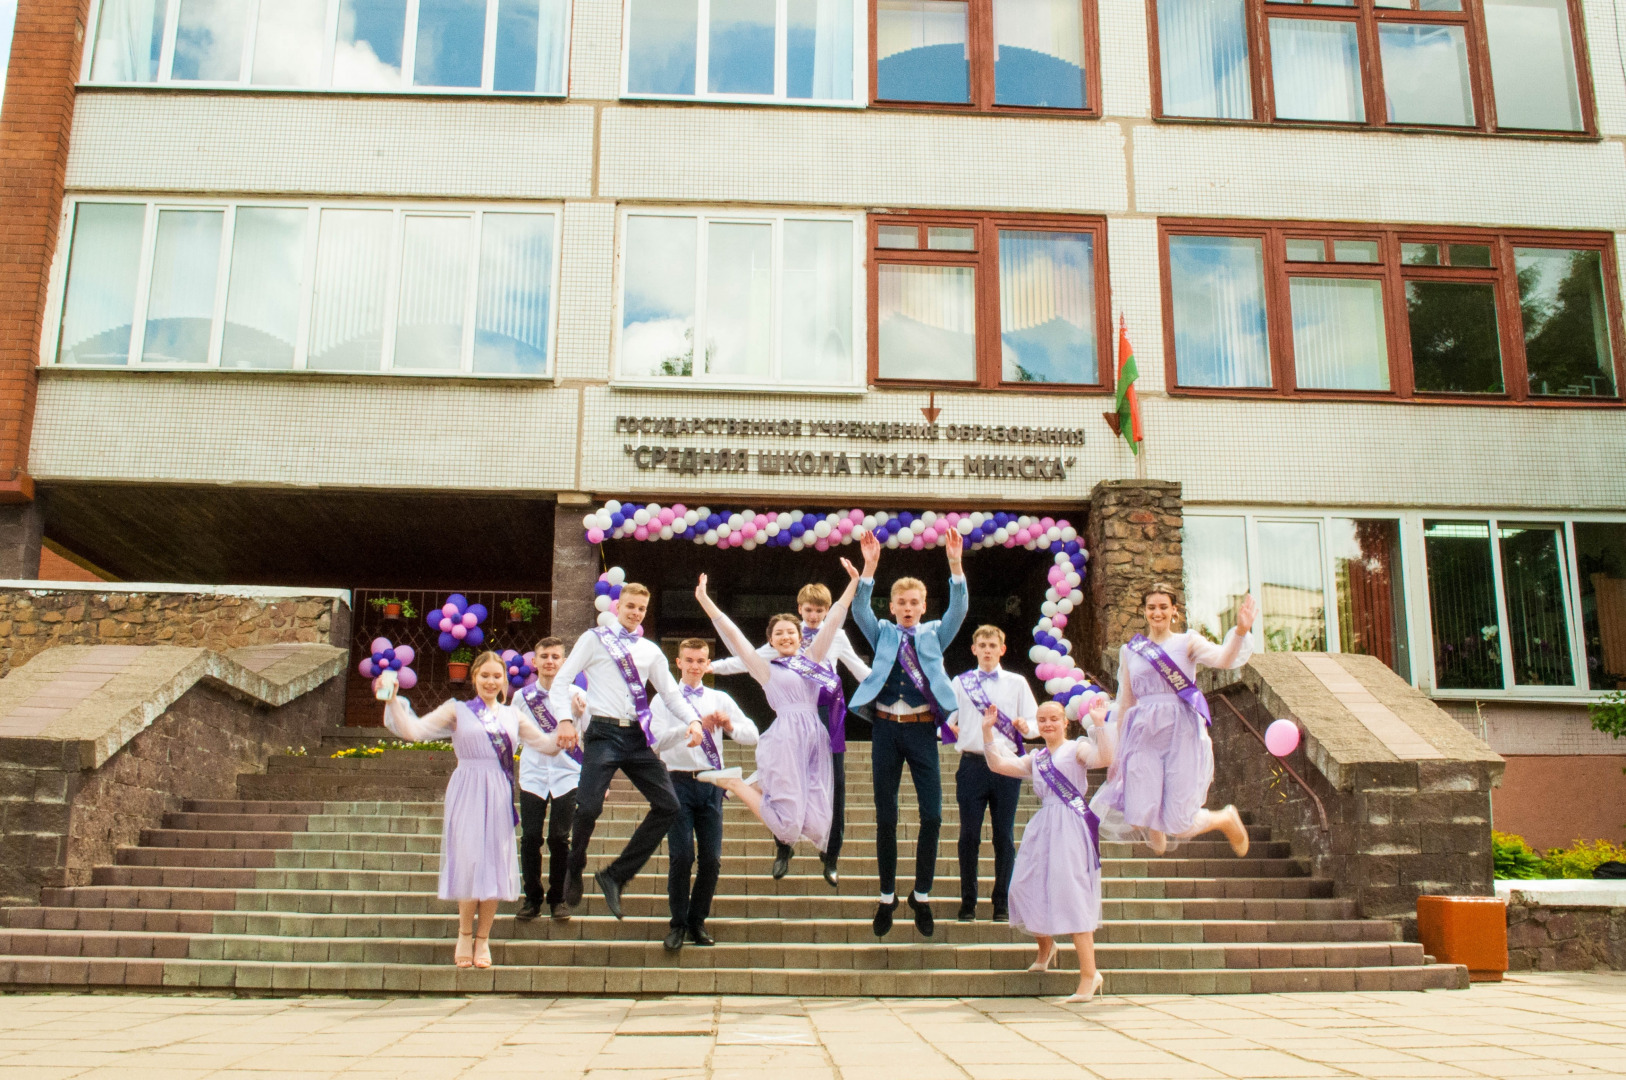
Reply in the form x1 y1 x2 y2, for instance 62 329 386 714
0 955 1469 995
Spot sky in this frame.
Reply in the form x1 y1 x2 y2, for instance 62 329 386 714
0 0 15 115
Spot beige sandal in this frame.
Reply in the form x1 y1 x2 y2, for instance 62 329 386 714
473 933 493 969
454 930 475 968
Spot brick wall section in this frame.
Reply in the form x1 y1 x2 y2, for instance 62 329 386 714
1506 903 1626 971
1081 480 1184 680
0 676 344 905
0 1 89 498
0 588 353 678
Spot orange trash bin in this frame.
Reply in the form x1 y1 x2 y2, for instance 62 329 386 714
1416 895 1508 982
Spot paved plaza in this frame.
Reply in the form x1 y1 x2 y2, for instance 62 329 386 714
0 974 1622 1079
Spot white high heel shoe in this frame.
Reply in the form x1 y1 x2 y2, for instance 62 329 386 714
1062 971 1105 1004
696 767 742 785
1028 948 1057 973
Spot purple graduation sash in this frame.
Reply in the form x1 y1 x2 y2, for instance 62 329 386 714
464 698 519 826
772 652 847 752
517 683 584 764
594 626 657 747
1032 747 1101 870
680 684 725 770
896 631 955 745
1126 634 1212 726
959 670 1027 755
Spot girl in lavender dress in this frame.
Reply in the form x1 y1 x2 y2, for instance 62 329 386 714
984 696 1117 1003
381 651 576 970
1089 584 1257 857
692 562 862 860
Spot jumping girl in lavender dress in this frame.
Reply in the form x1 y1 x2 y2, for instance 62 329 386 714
985 696 1117 1003
381 651 579 969
692 562 862 860
1089 584 1257 857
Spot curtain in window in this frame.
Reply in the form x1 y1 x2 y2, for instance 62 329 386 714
1499 524 1575 686
495 0 570 93
91 0 165 82
782 219 854 382
705 222 773 378
1483 0 1583 131
1575 522 1626 689
1258 520 1326 652
788 0 855 99
1182 515 1250 642
1331 518 1409 678
992 0 1086 109
1157 0 1251 119
143 209 224 364
308 209 394 370
1288 277 1389 390
1169 235 1271 387
58 204 146 365
173 0 251 81
475 213 554 374
394 216 472 370
877 264 976 379
1423 521 1504 690
1269 19 1363 122
223 208 307 369
998 230 1096 383
876 0 969 103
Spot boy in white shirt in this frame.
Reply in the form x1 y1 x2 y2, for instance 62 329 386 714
710 582 870 886
948 625 1038 923
512 637 581 922
653 639 760 952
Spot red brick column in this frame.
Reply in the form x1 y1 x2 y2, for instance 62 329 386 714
0 0 91 509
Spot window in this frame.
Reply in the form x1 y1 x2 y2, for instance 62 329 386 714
1575 523 1626 690
617 210 862 389
870 212 1108 388
873 0 1098 113
86 0 571 93
1150 0 1592 134
1161 221 1623 404
52 199 560 376
624 0 861 103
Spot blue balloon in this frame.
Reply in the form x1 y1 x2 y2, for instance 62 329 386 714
466 627 484 648
390 658 403 671
873 527 889 542
381 648 395 662
438 632 458 652
788 522 805 537
898 511 914 527
426 610 443 631
467 604 488 623
447 593 468 612
1064 540 1080 555
609 585 622 599
594 580 610 596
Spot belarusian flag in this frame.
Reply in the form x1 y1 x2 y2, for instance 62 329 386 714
1113 315 1143 456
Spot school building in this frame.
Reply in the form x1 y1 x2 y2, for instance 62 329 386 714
1 0 1623 847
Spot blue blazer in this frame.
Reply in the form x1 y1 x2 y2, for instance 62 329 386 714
850 575 968 713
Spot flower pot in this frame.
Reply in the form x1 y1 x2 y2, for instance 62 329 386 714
447 662 470 683
507 612 525 624
382 604 402 619
1416 895 1507 982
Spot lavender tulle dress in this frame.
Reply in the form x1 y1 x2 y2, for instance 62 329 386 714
752 662 836 850
997 739 1104 937
384 697 559 901
1089 630 1250 841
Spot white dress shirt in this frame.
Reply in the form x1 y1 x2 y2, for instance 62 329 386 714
653 682 760 772
550 626 703 734
710 623 872 681
515 680 582 799
948 665 1039 756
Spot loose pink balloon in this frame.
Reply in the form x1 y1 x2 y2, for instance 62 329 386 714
587 528 604 544
397 668 418 691
442 603 459 618
451 624 467 640
1264 719 1301 757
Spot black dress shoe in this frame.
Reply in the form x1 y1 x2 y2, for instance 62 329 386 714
872 900 899 937
687 926 715 947
957 902 976 922
663 927 685 952
992 907 1009 923
515 900 543 922
821 854 839 889
564 875 583 908
772 843 792 880
909 896 935 937
594 871 624 920
550 903 571 922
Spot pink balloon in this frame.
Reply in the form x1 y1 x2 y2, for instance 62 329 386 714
1041 517 1055 530
634 526 649 541
729 532 745 547
458 612 475 629
502 650 518 662
395 645 415 665
451 624 467 640
741 523 757 540
587 528 604 544
910 536 926 550
442 603 459 618
672 504 687 517
609 600 619 614
1265 719 1301 757
815 539 830 551
658 509 674 525
633 624 644 637
357 658 376 678
849 509 864 522
439 617 453 632
1035 663 1053 681
1051 614 1067 629
370 637 391 654
397 668 418 691
1069 669 1086 682
598 572 609 582
922 528 938 545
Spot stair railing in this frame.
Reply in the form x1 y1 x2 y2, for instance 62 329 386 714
1210 690 1330 835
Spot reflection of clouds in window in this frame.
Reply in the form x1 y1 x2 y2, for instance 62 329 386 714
1257 519 1326 652
91 0 166 82
1158 0 1251 119
58 204 146 366
998 230 1095 383
395 216 473 370
414 0 487 87
172 0 250 82
334 0 407 88
223 208 307 369
309 209 394 370
476 213 555 374
705 222 773 377
142 210 224 365
627 0 699 94
622 216 698 376
709 0 776 94
782 220 854 382
252 0 330 87
1169 235 1271 387
786 0 854 99
1182 516 1249 642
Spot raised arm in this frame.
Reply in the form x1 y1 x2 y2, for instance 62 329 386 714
807 562 862 666
982 709 1034 779
695 574 773 685
851 530 883 647
938 529 969 646
1079 693 1118 769
383 696 457 742
1188 596 1257 671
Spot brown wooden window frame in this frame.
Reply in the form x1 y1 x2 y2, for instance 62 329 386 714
868 0 1103 118
1146 0 1597 138
1158 218 1626 406
868 211 1112 391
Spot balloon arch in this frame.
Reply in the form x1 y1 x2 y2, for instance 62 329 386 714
580 499 1109 721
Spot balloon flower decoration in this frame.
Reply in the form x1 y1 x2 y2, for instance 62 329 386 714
428 593 488 652
1265 719 1301 757
592 567 643 634
358 637 418 691
501 649 537 690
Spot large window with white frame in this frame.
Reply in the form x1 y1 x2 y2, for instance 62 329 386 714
615 208 864 390
622 0 864 104
85 0 571 94
50 198 561 376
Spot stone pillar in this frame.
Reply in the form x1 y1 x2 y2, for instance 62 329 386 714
1081 480 1184 680
551 500 599 643
0 499 44 580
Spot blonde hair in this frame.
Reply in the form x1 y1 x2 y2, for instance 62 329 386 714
620 582 651 600
766 613 801 639
1141 582 1179 607
890 577 927 602
677 638 711 656
468 650 511 704
797 583 832 607
971 624 1005 644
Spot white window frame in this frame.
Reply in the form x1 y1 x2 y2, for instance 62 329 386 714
43 196 565 380
81 0 571 96
612 206 867 393
619 0 866 106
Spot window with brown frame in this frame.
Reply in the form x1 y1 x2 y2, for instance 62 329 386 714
1161 221 1624 403
868 212 1111 389
1149 0 1593 135
870 0 1100 115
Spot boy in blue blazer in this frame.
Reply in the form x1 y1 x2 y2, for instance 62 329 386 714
850 527 968 937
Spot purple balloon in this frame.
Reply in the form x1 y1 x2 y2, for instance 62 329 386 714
395 645 415 666
357 657 375 678
397 667 418 691
465 627 484 647
370 636 392 655
426 610 444 631
438 631 459 652
501 649 519 662
467 604 488 623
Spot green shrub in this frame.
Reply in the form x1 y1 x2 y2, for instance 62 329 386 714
1492 831 1546 879
1540 838 1626 879
1590 689 1626 740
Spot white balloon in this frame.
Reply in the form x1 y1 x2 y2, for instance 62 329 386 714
1061 527 1077 541
605 499 622 513
594 595 612 612
727 513 743 530
814 521 831 538
993 528 1009 544
1069 589 1085 605
659 526 674 541
596 611 616 628
1041 600 1058 617
841 533 855 545
596 512 613 530
790 537 805 551
684 510 699 526
1044 678 1065 695
1065 572 1081 589
716 523 732 539
778 512 793 529
1054 638 1071 654
607 567 626 585
704 530 718 545
1056 598 1074 615
921 510 937 526
885 535 900 549
743 539 757 550
863 515 877 529
1028 645 1047 662
1037 617 1053 633
765 522 780 537
581 513 598 530
633 508 650 526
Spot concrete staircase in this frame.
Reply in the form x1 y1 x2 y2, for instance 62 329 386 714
0 737 1468 994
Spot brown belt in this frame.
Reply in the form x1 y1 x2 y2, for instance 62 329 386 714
877 710 936 723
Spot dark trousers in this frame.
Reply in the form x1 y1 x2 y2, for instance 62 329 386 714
567 721 680 889
956 752 1022 911
872 718 942 897
519 788 575 907
775 750 845 863
667 774 725 931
